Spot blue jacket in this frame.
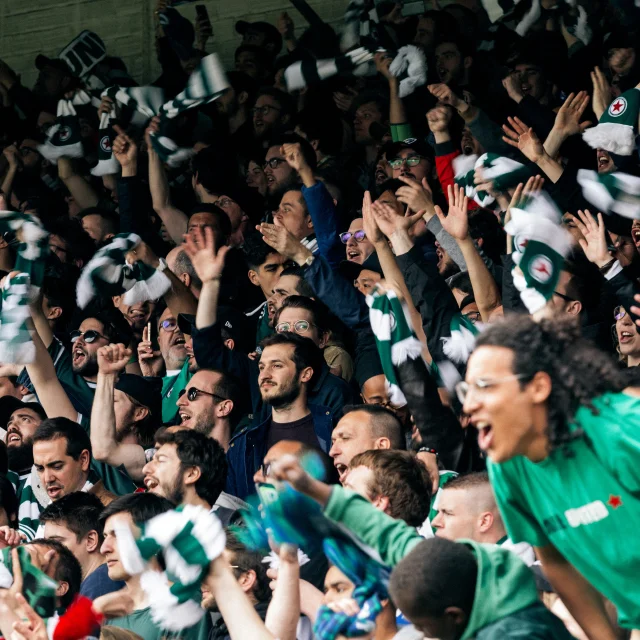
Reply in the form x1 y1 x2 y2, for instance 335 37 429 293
226 403 334 499
301 182 344 269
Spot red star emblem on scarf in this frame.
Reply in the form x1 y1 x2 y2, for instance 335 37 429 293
608 495 623 509
611 100 624 113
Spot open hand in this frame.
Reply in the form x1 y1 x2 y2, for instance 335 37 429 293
258 222 310 264
371 200 424 238
553 91 591 138
395 176 434 216
182 226 229 284
572 209 611 268
502 116 544 163
435 184 469 242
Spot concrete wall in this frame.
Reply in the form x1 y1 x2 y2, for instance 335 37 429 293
0 0 346 89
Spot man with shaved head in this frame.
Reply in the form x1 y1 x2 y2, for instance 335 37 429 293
431 472 534 564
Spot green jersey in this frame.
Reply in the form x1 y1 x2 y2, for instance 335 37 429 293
488 391 640 628
161 360 191 423
110 606 211 640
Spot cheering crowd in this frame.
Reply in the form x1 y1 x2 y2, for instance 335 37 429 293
0 0 639 638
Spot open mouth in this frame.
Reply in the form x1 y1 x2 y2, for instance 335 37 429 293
347 249 361 261
174 336 186 346
179 412 191 425
72 348 86 366
521 84 530 94
632 228 640 246
475 422 494 451
144 476 158 490
266 176 275 186
7 433 21 446
47 486 62 499
619 331 635 344
335 463 348 483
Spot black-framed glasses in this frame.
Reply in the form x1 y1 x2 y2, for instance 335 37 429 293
339 230 367 244
275 320 317 334
388 155 425 169
159 319 178 333
263 157 286 170
614 306 627 321
252 105 281 117
178 387 228 402
463 311 481 324
553 291 575 303
70 329 109 344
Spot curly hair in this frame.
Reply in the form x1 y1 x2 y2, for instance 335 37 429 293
474 315 625 448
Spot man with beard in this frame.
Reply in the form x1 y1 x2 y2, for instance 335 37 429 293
213 71 257 151
226 332 334 499
90 344 163 484
252 89 295 147
111 297 155 343
201 529 271 638
3 400 47 478
142 429 227 513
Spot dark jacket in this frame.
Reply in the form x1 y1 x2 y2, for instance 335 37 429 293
209 601 269 640
226 403 334 499
192 321 354 421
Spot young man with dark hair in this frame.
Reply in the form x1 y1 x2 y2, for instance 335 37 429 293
142 428 227 512
47 217 96 269
252 88 296 143
462 315 640 639
214 70 257 147
329 404 404 484
39 491 125 598
345 449 432 528
227 332 334 498
99 492 212 640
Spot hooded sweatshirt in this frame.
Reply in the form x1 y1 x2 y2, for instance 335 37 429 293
324 487 572 640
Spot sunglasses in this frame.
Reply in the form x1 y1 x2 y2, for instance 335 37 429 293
178 387 228 402
339 230 367 244
159 319 178 332
388 155 424 169
614 306 627 321
70 329 109 344
275 320 317 334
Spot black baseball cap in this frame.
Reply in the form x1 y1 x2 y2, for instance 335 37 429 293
34 55 74 76
116 374 162 418
387 137 434 162
339 252 383 283
0 397 47 431
178 309 254 354
235 20 283 54
177 313 196 336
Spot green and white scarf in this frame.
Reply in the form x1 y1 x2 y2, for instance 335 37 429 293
577 169 640 219
38 90 100 162
506 193 572 314
77 233 171 309
454 152 530 209
114 504 226 630
0 546 58 618
366 288 423 406
0 212 49 363
441 314 479 364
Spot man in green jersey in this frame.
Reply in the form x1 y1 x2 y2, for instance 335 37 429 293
459 315 640 639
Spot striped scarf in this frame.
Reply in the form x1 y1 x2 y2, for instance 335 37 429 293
577 169 640 219
285 0 426 98
76 233 171 309
506 192 572 314
0 212 49 363
441 314 479 365
454 152 530 209
114 504 226 631
38 90 100 162
0 546 58 618
366 288 422 407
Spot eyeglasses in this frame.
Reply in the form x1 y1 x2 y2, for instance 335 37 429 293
553 291 576 303
178 387 228 402
263 157 286 170
261 461 271 477
275 320 317 334
70 329 109 344
214 197 234 209
455 374 529 404
614 306 627 321
252 105 281 117
339 230 367 244
159 319 178 332
388 155 425 169
463 311 481 324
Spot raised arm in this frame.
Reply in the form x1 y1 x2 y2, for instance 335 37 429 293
57 157 99 211
375 52 411 141
146 118 188 244
265 545 301 640
25 318 77 422
543 91 592 159
205 555 277 640
437 185 502 320
91 344 147 482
